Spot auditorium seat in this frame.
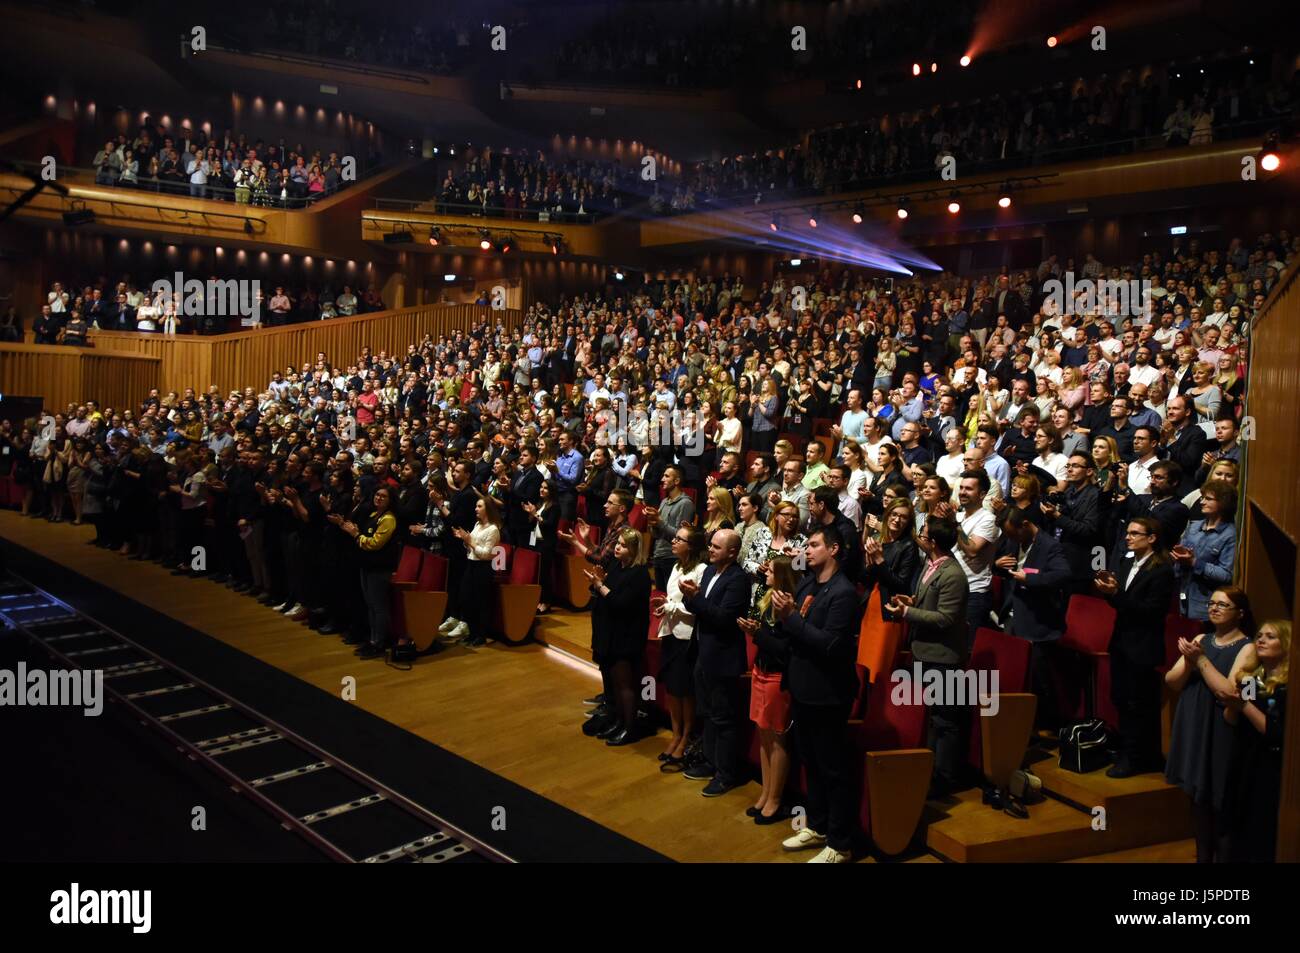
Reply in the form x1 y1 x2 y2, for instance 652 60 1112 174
628 502 647 531
813 434 835 462
849 678 932 855
813 418 835 437
967 626 1034 777
557 518 594 610
496 546 541 645
1060 594 1116 724
388 545 426 643
778 432 809 453
402 553 449 651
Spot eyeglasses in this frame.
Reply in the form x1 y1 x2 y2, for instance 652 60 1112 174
1124 530 1151 537
1207 600 1236 610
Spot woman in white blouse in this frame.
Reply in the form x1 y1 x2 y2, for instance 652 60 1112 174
717 400 744 454
447 493 502 647
654 526 707 771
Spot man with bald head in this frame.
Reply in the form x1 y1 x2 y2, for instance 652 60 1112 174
679 528 752 796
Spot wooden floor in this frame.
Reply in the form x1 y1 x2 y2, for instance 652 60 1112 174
0 510 1192 863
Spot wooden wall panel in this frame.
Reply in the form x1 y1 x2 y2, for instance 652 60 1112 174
82 305 521 397
1239 260 1300 863
0 344 161 414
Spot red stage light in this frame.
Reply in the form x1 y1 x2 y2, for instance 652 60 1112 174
1046 36 1058 48
960 55 971 67
947 201 961 214
1261 152 1281 172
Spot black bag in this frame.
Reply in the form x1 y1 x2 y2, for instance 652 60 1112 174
1058 719 1111 773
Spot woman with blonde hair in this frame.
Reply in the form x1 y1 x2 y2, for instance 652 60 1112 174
873 336 896 391
858 497 919 684
1187 362 1222 421
737 555 797 822
1224 619 1289 861
702 485 736 533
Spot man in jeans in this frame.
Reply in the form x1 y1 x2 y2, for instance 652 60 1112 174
952 469 999 637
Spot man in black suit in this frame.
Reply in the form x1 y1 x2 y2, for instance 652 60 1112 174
1111 461 1190 561
1161 395 1208 497
770 525 862 863
680 528 752 797
994 508 1072 732
503 444 543 545
1041 452 1101 586
1097 395 1138 462
1095 516 1176 778
844 347 874 396
107 293 136 332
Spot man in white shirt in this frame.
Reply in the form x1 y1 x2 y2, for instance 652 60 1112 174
48 283 69 313
1128 347 1161 390
1121 426 1161 496
953 469 1000 633
186 148 209 199
822 464 861 530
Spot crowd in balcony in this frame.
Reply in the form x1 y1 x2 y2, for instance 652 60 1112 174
661 58 1297 212
433 146 642 221
1 224 1289 862
19 277 386 341
89 120 376 207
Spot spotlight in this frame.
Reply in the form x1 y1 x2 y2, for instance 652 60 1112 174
428 226 442 246
852 204 864 224
789 258 802 267
614 270 624 281
912 62 921 77
855 79 862 89
1046 35 1058 48
769 213 781 232
1260 134 1281 172
478 228 491 251
550 235 560 254
947 193 961 214
497 235 512 254
896 197 909 219
444 274 456 281
807 211 818 228
960 55 971 67
930 62 938 73
998 194 1012 208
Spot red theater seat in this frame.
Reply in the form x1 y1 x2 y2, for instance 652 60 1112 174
1061 594 1115 655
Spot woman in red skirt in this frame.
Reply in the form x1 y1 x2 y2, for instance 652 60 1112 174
739 555 797 825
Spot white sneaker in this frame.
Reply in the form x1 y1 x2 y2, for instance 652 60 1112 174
807 846 851 864
448 622 470 641
781 829 827 852
282 603 305 616
271 602 290 613
438 616 461 634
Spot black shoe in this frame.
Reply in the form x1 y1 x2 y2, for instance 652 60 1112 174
582 713 615 737
754 807 790 825
257 594 278 606
583 693 604 706
701 776 740 797
231 582 251 593
585 703 611 720
342 634 366 646
605 727 638 746
683 761 716 781
745 806 761 817
317 624 337 635
356 644 385 660
1105 760 1136 779
596 719 624 740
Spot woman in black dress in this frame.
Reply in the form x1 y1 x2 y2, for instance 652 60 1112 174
584 527 652 747
1164 585 1257 863
523 478 560 613
1223 620 1289 862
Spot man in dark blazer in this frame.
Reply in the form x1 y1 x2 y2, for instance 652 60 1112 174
680 528 752 796
503 445 543 545
1161 395 1208 497
1095 516 1176 778
772 524 863 863
1042 452 1102 587
994 508 1072 732
889 515 970 795
1110 461 1190 562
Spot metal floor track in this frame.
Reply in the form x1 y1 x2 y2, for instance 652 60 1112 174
0 572 513 864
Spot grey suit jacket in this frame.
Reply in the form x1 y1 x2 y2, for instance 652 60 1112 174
906 556 970 665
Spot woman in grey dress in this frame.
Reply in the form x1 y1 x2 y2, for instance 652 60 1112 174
1164 585 1257 863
